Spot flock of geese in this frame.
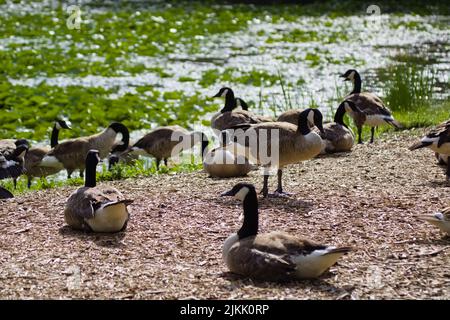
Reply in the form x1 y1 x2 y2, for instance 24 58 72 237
1 69 449 281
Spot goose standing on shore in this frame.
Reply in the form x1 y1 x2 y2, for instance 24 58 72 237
127 126 208 169
24 120 71 188
221 183 352 281
64 150 133 232
211 87 273 132
231 108 324 197
41 122 129 178
340 69 401 143
409 120 450 181
318 101 358 154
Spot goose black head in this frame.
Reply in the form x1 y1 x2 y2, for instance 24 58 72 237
212 87 233 98
14 139 30 148
307 108 324 134
55 119 71 130
10 144 28 160
221 182 256 201
340 69 359 82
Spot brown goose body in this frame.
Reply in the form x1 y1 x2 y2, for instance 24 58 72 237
130 125 208 168
65 186 132 232
222 183 352 281
43 123 129 178
224 231 351 280
212 110 273 132
203 143 252 178
233 121 323 168
277 109 305 126
64 150 132 233
132 126 189 161
314 122 354 154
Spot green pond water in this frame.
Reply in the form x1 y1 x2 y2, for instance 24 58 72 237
0 0 448 145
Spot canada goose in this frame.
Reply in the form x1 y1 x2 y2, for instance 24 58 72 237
41 122 129 178
0 186 13 199
409 120 450 181
340 69 402 143
23 120 71 188
203 132 253 178
221 183 351 280
230 108 324 197
127 126 208 169
211 87 273 132
416 207 450 236
318 101 357 154
0 144 28 181
64 150 133 232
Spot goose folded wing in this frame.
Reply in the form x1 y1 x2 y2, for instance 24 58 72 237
48 139 88 164
228 244 296 280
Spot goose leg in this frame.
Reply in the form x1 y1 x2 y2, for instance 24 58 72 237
273 169 293 197
357 126 363 144
13 178 17 189
446 160 450 182
164 158 168 167
27 177 32 189
67 169 73 179
156 159 161 170
80 170 84 178
370 127 375 144
260 174 269 198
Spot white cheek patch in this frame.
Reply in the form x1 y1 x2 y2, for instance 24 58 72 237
221 89 229 97
55 122 62 130
349 71 355 80
234 186 250 201
2 160 17 168
307 110 315 126
422 136 439 145
434 212 444 220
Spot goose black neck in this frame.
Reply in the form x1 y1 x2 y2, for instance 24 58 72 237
201 133 209 160
351 72 362 94
221 90 236 113
334 103 347 126
50 124 60 148
297 111 312 135
85 161 97 188
237 189 259 239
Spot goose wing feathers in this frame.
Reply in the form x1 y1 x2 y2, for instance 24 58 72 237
48 138 90 166
214 111 273 131
228 231 328 280
346 92 392 116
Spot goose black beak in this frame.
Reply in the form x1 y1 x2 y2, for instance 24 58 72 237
212 93 221 98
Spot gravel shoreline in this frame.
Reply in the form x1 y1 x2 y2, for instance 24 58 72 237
0 129 449 299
